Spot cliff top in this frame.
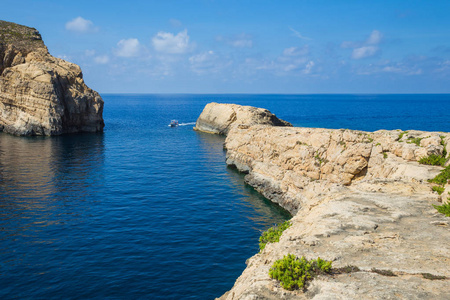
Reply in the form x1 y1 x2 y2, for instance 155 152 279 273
0 20 46 52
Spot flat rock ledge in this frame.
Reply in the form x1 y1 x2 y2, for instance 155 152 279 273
194 102 292 135
0 20 104 136
194 103 450 300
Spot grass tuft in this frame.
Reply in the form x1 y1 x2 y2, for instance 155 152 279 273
398 131 408 141
433 202 450 217
406 137 423 146
259 221 291 251
419 154 447 167
428 165 450 185
432 186 445 195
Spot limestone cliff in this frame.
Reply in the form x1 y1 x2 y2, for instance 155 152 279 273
194 103 450 299
0 20 104 136
194 102 292 135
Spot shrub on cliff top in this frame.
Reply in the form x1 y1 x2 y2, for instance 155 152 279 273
428 165 450 185
269 254 332 290
433 202 450 217
419 154 447 167
259 220 291 251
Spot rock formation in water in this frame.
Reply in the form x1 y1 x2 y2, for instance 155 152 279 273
194 102 292 135
194 103 450 299
0 20 104 136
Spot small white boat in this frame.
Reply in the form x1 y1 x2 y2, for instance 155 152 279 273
169 120 179 127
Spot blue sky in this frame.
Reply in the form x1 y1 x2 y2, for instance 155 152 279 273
2 0 450 93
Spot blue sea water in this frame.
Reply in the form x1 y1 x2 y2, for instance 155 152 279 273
1 94 450 299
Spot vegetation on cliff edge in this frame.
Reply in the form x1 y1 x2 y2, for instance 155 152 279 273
259 220 291 251
433 202 450 217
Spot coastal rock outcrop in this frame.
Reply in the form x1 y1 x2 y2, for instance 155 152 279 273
194 102 291 135
194 103 450 299
0 20 104 136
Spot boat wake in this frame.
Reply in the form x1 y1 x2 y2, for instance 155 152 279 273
178 122 196 126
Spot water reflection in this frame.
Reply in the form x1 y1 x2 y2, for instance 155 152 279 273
195 131 291 227
0 133 105 202
0 133 105 266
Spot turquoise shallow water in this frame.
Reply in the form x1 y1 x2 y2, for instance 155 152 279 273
1 94 450 299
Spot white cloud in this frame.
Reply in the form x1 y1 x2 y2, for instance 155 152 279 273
65 17 96 33
217 34 253 48
57 54 71 61
169 18 182 27
366 30 383 45
189 50 231 74
152 30 190 54
341 41 360 49
94 55 109 64
352 46 378 59
283 46 309 57
289 27 312 40
343 30 383 59
230 34 253 48
304 61 315 74
355 60 423 76
85 49 96 56
114 38 141 57
231 39 252 48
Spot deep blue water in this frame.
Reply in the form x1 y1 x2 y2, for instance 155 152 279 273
1 94 450 299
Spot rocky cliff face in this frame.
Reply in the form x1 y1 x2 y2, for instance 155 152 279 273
194 103 450 299
194 102 292 135
0 20 104 136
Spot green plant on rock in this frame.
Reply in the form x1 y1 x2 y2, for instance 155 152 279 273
259 221 291 251
433 202 450 217
406 137 423 146
419 154 447 167
269 254 332 291
428 165 450 185
432 186 445 195
398 131 408 141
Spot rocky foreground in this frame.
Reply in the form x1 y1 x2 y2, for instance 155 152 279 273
195 103 450 299
0 20 104 135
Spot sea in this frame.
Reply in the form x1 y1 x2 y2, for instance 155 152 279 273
1 94 450 299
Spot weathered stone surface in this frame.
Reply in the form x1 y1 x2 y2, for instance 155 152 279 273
193 102 291 135
194 103 450 299
0 20 104 136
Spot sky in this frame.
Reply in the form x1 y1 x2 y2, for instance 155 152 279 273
2 0 450 94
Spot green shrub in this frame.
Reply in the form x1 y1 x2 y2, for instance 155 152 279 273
259 221 291 250
433 202 450 217
269 254 332 290
432 186 445 195
419 154 447 167
398 131 408 141
428 165 450 185
406 137 423 146
383 152 388 159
